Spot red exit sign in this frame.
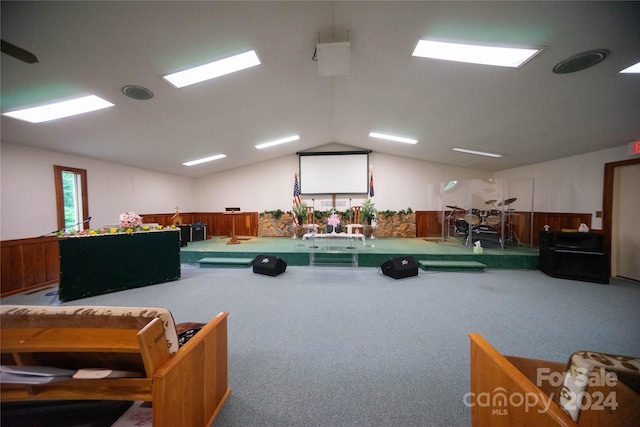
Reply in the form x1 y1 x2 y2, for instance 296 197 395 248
628 140 640 155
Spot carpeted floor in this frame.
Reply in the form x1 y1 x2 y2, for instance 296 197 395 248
2 265 639 426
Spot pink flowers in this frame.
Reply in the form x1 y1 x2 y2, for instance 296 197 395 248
327 213 340 227
119 212 143 229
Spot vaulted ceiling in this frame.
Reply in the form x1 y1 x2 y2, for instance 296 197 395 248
2 1 639 178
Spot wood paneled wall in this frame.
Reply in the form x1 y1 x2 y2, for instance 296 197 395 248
140 212 259 237
415 211 444 237
415 211 594 247
1 236 59 296
1 211 592 296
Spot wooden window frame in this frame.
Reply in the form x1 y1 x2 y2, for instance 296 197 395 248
54 165 90 231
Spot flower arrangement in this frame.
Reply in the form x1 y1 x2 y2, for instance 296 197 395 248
119 212 143 229
56 211 178 237
327 212 341 227
57 224 173 237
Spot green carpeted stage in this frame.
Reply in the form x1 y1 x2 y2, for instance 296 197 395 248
180 236 539 270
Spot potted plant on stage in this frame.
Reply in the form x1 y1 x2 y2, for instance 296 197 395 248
292 202 308 238
361 199 377 238
361 199 377 225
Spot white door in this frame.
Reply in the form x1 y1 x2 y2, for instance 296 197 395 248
612 163 640 281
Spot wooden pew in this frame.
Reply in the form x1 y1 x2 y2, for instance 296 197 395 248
469 333 640 426
1 306 230 427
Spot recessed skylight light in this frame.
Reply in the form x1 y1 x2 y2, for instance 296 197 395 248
620 61 640 74
412 40 541 68
163 50 261 88
2 95 114 123
453 148 503 158
255 135 300 150
369 132 418 144
183 154 227 166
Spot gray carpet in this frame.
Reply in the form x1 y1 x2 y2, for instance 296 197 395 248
3 266 639 426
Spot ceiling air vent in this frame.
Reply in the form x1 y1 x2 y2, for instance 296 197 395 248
122 85 154 100
553 50 609 74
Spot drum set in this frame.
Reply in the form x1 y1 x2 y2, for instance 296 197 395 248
446 197 520 247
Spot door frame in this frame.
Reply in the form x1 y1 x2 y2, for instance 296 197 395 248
602 157 640 263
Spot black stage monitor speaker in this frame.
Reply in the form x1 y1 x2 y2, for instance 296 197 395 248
381 256 418 279
253 254 287 277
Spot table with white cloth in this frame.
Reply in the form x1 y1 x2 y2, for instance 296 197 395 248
302 232 366 246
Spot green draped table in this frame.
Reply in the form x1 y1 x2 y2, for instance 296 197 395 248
58 230 181 301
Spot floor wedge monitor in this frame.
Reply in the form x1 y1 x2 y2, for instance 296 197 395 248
252 254 287 277
381 256 418 279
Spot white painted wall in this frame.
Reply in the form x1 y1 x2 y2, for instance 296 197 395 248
192 145 491 213
193 154 299 213
1 142 194 240
493 145 637 230
3 141 636 240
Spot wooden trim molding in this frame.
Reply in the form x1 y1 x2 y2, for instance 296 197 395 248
602 157 640 255
53 165 90 231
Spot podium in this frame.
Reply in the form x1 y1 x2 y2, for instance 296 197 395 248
224 211 241 245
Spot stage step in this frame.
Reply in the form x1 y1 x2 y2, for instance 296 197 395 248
197 257 254 268
418 260 487 272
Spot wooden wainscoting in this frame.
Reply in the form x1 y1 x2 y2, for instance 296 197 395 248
139 212 259 237
139 213 195 226
415 211 445 238
190 212 258 237
1 212 261 296
415 210 594 247
1 236 60 296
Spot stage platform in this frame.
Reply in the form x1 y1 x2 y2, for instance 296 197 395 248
180 236 539 270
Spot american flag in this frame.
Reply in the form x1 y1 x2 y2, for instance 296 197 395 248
369 170 375 198
292 173 301 225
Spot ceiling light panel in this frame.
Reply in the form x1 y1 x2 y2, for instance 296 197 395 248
163 50 261 88
412 40 541 68
255 135 300 149
620 61 640 74
453 148 503 158
369 132 418 144
3 95 114 123
183 154 227 166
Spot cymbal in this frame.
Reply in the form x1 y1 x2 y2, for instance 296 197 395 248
498 197 517 207
446 205 465 212
485 199 497 205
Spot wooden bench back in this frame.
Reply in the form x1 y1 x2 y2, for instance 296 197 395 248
1 305 179 354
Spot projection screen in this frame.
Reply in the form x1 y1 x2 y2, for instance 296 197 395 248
298 151 370 194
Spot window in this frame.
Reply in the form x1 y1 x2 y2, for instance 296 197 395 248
54 165 89 232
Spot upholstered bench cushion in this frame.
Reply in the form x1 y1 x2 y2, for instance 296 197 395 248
0 305 180 355
557 350 640 422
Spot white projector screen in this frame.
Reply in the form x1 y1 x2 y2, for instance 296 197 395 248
299 151 369 194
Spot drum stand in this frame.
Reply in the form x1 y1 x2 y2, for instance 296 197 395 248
504 210 521 246
445 205 466 242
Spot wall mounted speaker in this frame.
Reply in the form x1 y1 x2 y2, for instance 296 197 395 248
317 41 351 76
252 254 287 277
380 256 418 279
